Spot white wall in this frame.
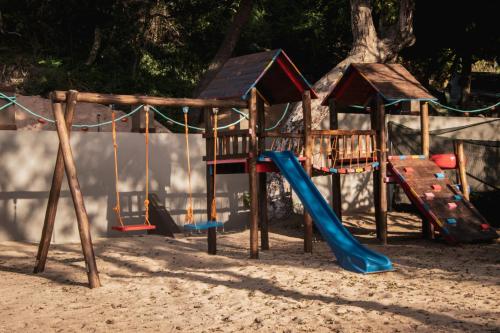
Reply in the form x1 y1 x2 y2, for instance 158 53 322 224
0 131 249 243
1 115 498 242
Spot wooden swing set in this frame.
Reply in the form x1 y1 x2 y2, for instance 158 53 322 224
33 90 247 288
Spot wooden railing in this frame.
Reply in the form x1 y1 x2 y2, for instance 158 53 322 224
310 129 378 170
266 131 305 156
203 129 378 169
203 129 251 160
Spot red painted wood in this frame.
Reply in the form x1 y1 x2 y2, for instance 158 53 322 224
431 154 457 169
112 225 156 232
276 57 305 94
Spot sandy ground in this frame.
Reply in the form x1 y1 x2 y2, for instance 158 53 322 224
0 212 499 333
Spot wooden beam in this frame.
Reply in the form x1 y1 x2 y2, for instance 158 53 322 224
375 95 388 245
52 102 101 288
420 102 430 158
329 99 342 220
455 140 470 200
34 90 78 273
248 88 259 259
257 95 269 250
52 91 247 108
204 108 217 254
311 129 376 136
303 90 313 253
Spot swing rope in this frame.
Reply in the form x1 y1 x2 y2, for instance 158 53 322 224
111 108 124 227
144 106 151 225
183 107 194 224
210 109 218 221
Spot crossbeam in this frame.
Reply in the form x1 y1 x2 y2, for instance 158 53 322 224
51 91 247 109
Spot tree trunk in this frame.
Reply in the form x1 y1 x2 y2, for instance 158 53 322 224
193 0 254 97
268 0 415 219
459 52 472 109
85 27 102 66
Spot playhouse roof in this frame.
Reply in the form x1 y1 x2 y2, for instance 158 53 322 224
199 49 318 105
321 63 436 108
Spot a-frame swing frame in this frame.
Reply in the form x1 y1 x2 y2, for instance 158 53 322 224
33 90 249 288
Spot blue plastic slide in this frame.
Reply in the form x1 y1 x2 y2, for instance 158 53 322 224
263 151 393 273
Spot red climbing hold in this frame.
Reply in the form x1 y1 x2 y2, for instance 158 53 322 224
480 224 490 231
431 154 457 169
431 184 442 191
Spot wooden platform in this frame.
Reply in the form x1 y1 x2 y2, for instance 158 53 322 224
388 156 498 243
206 156 307 174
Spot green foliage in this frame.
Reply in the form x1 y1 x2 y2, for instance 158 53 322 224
0 0 498 103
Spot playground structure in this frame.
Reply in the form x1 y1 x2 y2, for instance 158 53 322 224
321 63 498 244
28 50 496 288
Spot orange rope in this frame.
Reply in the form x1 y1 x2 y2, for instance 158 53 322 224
144 106 151 225
111 109 124 227
210 110 218 220
184 110 194 224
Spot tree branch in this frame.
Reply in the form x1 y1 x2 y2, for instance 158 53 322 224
193 0 254 97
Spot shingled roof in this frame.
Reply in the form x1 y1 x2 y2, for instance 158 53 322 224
199 49 318 105
321 63 436 108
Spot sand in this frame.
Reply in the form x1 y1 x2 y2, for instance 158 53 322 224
0 212 499 333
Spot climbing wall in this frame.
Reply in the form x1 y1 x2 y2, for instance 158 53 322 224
388 155 498 243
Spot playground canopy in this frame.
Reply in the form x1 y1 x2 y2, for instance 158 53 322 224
199 49 318 105
321 63 437 111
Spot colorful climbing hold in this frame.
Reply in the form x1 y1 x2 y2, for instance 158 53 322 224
435 173 445 179
446 218 457 225
431 184 442 191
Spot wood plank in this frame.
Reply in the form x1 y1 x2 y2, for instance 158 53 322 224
52 91 247 108
53 101 101 288
34 90 77 274
257 95 269 251
302 90 313 253
204 108 217 254
389 157 497 243
248 88 259 259
329 99 342 220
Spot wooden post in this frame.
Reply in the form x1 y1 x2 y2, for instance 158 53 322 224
455 140 470 200
52 101 100 288
328 99 342 220
257 95 269 250
34 90 78 273
369 105 381 238
303 90 313 253
418 101 433 238
204 108 217 254
248 88 259 259
420 102 430 158
0 87 17 130
375 95 388 245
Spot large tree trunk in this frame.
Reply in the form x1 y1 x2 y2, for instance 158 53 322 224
193 0 254 97
268 0 415 219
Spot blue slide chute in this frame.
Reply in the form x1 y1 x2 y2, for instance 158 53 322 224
263 151 393 273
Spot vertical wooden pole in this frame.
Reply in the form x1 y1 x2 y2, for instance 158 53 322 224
420 101 433 238
420 102 430 158
34 90 78 273
455 140 470 200
248 88 259 259
375 95 388 245
257 95 269 250
370 105 381 238
204 108 217 254
328 99 342 220
303 90 313 253
52 101 100 288
0 88 17 130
